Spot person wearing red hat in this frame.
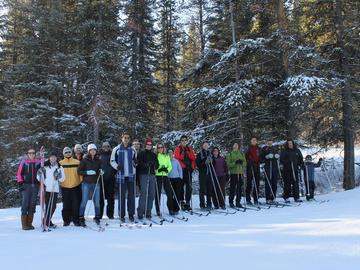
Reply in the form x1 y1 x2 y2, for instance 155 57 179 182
136 139 159 219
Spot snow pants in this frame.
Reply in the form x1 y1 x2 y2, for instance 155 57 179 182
246 165 261 203
229 174 243 204
61 185 81 223
21 183 39 215
137 174 156 217
118 178 135 218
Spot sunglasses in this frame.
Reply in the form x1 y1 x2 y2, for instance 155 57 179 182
157 146 163 149
65 151 72 154
146 143 152 146
123 137 130 139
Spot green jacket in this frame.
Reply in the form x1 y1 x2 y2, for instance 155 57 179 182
156 153 172 176
226 150 247 175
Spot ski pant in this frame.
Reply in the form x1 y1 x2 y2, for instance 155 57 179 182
118 178 135 218
246 165 260 203
21 183 39 215
199 172 212 208
229 174 243 204
211 175 226 208
100 176 115 218
283 166 300 200
155 176 173 214
264 163 279 201
169 178 182 212
61 185 81 223
137 174 156 217
79 182 100 217
180 169 192 204
305 180 315 200
45 191 58 226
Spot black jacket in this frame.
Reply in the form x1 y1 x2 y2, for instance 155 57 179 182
78 154 102 183
280 146 303 170
137 149 159 175
261 145 279 167
196 149 215 175
100 150 115 180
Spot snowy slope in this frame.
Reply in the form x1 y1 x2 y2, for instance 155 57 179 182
1 189 359 270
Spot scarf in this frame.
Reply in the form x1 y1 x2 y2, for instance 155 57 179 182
116 143 134 184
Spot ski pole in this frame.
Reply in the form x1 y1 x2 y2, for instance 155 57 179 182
263 166 277 202
251 166 260 205
155 176 162 216
86 174 101 220
238 166 246 208
144 167 150 218
210 162 226 208
188 170 193 210
305 164 310 197
208 164 220 209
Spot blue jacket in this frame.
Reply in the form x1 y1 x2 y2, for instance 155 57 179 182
168 159 183 179
304 161 321 182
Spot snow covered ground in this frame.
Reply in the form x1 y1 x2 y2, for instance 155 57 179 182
1 188 360 270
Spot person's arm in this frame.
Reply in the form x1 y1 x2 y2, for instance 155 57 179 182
110 146 119 170
77 160 87 176
58 167 66 183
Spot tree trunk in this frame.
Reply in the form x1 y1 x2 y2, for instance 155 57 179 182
199 0 205 58
334 0 355 190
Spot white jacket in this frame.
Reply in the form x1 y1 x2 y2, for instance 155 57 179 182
37 163 65 193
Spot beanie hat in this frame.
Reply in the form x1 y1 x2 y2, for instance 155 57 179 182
102 141 110 148
87 144 97 152
74 144 82 151
144 139 153 147
63 147 72 155
305 155 312 161
49 151 58 158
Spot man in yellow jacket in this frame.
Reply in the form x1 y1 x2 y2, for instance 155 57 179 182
59 146 82 226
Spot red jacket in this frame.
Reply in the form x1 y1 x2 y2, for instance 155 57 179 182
174 145 196 170
245 145 261 167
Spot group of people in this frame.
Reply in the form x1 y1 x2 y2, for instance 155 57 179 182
17 134 322 230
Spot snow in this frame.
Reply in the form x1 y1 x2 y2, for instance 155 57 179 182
1 188 360 269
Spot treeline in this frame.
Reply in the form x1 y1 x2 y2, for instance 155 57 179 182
0 0 359 207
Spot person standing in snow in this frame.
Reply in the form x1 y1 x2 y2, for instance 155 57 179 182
17 148 41 230
37 152 65 228
167 149 183 215
303 155 322 201
280 139 304 203
132 138 141 193
110 133 137 222
212 147 228 209
245 138 262 205
78 144 103 226
196 141 214 210
226 143 247 208
154 143 172 216
59 147 82 226
137 139 159 219
99 142 116 219
261 139 280 203
174 135 196 211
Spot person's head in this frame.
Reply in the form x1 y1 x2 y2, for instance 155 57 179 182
87 144 97 157
251 137 257 146
155 143 166 155
144 139 153 151
305 155 312 162
212 147 220 158
168 149 174 159
74 144 82 154
102 142 111 152
49 152 58 163
286 139 294 149
63 147 72 158
121 132 131 146
267 139 273 146
132 139 140 151
27 148 36 160
233 143 239 151
202 141 209 151
180 135 188 147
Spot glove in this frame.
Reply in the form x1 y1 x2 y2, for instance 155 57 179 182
265 154 274 159
162 168 168 173
274 154 280 159
18 182 24 192
86 170 96 175
205 158 212 165
100 169 104 175
235 159 243 165
53 169 62 180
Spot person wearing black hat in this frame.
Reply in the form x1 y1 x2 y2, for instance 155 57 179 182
303 155 322 200
37 152 65 228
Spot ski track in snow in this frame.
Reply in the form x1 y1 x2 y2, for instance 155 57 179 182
1 189 360 270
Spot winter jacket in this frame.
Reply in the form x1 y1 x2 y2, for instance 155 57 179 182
303 161 321 182
196 149 214 175
213 156 228 177
155 153 172 177
59 157 82 188
261 145 280 167
280 146 304 170
137 149 159 175
245 145 261 167
226 150 247 175
78 154 102 184
17 159 41 184
168 159 183 179
174 145 196 170
100 149 116 180
36 161 65 193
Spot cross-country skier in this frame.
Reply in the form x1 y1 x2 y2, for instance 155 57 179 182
17 148 41 230
212 147 228 209
245 138 262 205
167 149 183 215
303 155 322 200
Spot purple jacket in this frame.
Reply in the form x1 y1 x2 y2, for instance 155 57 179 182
213 156 228 177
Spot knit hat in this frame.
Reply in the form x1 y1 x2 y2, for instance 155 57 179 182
49 152 58 158
63 147 72 155
74 144 82 151
87 144 97 152
305 155 312 161
102 141 110 148
144 139 153 147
